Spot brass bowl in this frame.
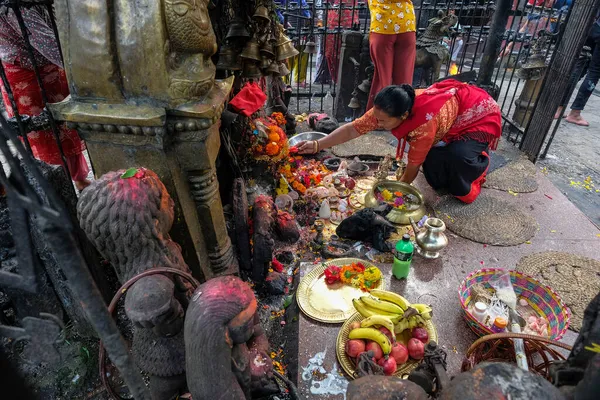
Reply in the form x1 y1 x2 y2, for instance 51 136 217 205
364 180 426 225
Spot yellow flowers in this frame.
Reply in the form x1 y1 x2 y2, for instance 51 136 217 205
570 176 597 192
381 189 393 201
363 266 382 282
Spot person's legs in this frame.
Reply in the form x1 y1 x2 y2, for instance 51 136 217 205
392 31 416 85
367 33 396 110
423 140 489 204
567 24 600 126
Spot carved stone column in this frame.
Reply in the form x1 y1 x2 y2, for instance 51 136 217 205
50 0 238 279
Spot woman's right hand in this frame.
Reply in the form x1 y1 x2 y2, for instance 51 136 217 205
297 140 317 154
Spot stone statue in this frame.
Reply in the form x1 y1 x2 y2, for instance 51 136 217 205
78 168 192 399
51 0 237 279
414 11 459 86
185 275 277 399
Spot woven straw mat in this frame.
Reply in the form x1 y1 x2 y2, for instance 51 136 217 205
332 133 396 158
434 194 538 246
516 252 600 332
483 159 539 193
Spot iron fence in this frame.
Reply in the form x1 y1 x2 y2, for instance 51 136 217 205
0 1 150 398
277 0 497 117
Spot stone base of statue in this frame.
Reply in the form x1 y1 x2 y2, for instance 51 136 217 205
52 79 237 279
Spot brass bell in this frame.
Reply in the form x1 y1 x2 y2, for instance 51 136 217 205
253 5 271 23
261 43 275 58
276 37 299 61
260 56 271 70
216 45 242 71
348 95 361 109
267 61 281 75
240 39 262 61
242 61 263 79
226 20 250 40
357 79 371 93
304 41 317 55
279 62 291 76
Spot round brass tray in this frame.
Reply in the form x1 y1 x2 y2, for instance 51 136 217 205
296 258 385 323
364 180 426 225
336 312 438 379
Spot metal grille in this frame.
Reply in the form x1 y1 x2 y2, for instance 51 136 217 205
0 1 150 398
277 0 496 117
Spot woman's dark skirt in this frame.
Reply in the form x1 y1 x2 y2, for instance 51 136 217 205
422 139 489 204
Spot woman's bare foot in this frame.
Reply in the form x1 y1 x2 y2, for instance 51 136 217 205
565 111 589 126
75 179 91 191
554 106 563 119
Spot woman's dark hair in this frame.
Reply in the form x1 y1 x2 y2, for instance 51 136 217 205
373 84 416 117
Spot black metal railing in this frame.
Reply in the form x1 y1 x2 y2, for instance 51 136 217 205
0 1 150 398
277 0 495 117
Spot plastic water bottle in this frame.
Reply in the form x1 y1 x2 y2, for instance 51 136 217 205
324 91 334 116
393 234 414 279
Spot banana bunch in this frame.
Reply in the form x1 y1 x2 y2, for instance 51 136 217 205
353 290 434 335
348 328 392 355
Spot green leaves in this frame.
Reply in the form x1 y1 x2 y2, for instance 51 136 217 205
120 168 138 179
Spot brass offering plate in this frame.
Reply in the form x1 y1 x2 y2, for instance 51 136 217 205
364 180 426 225
297 258 385 323
336 312 438 379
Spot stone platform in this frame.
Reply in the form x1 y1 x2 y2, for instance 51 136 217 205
296 145 600 399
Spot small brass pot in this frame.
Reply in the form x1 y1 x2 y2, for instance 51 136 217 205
364 180 426 225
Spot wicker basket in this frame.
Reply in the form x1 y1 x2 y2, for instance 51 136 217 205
461 332 572 380
458 268 570 340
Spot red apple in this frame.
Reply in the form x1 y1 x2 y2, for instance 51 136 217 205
408 338 425 360
345 339 366 358
378 326 395 343
378 356 397 376
390 342 409 364
411 327 429 344
349 321 362 331
366 341 384 360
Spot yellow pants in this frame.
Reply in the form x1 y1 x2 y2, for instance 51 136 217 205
284 49 309 84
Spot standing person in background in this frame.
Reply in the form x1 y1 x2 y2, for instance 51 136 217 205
0 6 90 190
325 0 360 83
367 0 417 110
555 9 600 126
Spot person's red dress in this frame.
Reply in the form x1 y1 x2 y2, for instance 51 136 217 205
0 7 88 182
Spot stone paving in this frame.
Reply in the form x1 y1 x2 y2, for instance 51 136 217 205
296 141 600 399
538 89 600 229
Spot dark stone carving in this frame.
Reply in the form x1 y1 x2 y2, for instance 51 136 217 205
185 275 275 399
233 178 252 272
252 195 276 282
126 275 187 399
78 168 192 399
275 211 300 243
415 11 459 86
441 362 564 400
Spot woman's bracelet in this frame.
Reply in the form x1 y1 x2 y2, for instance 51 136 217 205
314 140 319 154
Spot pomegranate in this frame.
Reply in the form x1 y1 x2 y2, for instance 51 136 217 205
390 342 409 364
349 321 361 331
345 339 366 358
411 327 429 344
408 338 425 360
366 341 384 360
378 326 395 343
378 356 397 376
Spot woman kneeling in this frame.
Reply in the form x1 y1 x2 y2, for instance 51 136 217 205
298 80 501 204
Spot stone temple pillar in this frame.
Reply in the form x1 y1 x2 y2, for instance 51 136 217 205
49 0 237 279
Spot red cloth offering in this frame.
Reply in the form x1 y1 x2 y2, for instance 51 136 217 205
230 82 267 117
